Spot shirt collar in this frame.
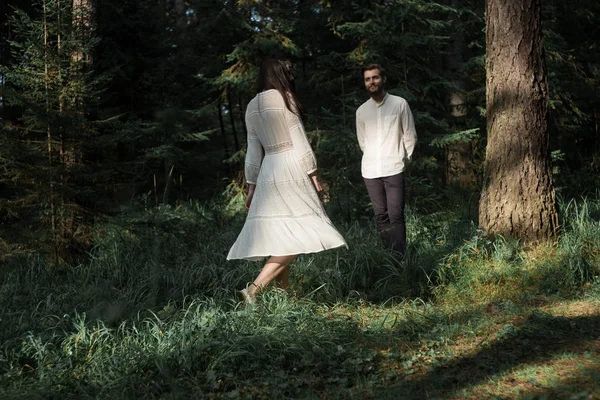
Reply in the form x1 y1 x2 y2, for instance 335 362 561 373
370 92 389 108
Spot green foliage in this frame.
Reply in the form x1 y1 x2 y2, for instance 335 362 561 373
0 0 104 260
555 198 600 287
434 196 600 305
430 128 480 148
222 179 247 217
1 0 599 261
542 0 600 196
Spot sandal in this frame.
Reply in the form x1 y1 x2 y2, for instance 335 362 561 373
236 288 254 304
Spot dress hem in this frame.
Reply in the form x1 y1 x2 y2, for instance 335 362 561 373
227 241 348 262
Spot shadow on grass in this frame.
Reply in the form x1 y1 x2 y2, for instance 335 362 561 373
515 363 600 399
378 311 600 399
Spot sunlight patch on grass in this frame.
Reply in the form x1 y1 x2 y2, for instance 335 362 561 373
462 354 600 400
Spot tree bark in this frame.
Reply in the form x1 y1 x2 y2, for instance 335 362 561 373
479 0 559 241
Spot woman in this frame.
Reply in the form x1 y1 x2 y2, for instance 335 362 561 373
227 59 347 303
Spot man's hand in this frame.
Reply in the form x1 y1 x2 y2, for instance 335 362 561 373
245 184 256 211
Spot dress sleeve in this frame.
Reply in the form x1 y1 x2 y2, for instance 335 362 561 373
286 100 317 175
244 114 264 185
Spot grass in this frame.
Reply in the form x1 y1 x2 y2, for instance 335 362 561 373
0 196 599 399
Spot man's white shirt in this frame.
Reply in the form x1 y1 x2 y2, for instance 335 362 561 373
356 92 417 179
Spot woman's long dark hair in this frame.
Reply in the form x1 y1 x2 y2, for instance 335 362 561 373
257 58 307 125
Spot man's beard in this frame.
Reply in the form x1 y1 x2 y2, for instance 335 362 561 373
368 85 384 97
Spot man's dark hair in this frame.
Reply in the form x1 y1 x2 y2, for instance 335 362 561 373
258 58 307 124
361 64 386 78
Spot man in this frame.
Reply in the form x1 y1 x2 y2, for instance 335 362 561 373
355 64 417 258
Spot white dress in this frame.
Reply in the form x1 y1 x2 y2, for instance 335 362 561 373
227 89 347 261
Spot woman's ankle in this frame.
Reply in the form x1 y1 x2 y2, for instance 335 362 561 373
246 282 259 298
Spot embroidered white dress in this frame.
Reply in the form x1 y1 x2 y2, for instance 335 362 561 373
227 89 347 261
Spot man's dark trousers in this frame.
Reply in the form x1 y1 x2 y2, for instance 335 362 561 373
364 172 406 257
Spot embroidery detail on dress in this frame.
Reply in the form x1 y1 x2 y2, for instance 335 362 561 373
264 141 293 154
299 152 317 173
245 163 261 183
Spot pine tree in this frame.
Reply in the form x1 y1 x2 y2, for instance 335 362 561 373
479 0 559 241
1 0 101 261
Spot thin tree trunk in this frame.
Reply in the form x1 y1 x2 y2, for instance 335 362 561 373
58 0 69 253
401 21 407 82
157 0 175 204
71 0 92 65
595 107 599 155
479 0 558 241
0 1 10 75
59 0 93 252
340 73 351 218
43 0 58 263
163 165 174 204
226 87 240 151
218 99 230 159
238 95 247 138
174 0 187 31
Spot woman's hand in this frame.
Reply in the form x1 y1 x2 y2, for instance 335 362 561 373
310 174 323 197
245 184 256 211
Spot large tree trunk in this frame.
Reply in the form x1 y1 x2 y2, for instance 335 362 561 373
479 0 558 241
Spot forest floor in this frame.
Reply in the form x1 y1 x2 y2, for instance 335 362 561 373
3 278 598 399
333 296 600 399
1 199 599 399
195 289 600 400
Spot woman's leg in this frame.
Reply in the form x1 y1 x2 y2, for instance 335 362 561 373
275 265 291 290
246 255 297 298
